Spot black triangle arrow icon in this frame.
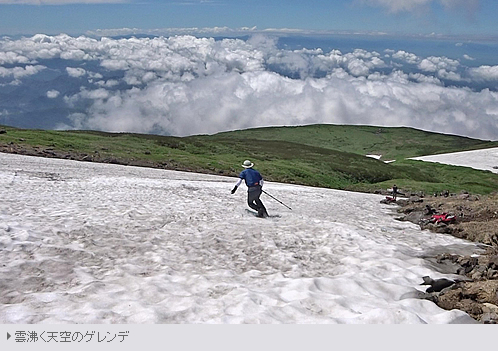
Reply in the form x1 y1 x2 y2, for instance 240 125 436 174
7 332 11 340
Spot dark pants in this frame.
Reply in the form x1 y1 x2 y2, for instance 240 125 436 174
247 186 268 216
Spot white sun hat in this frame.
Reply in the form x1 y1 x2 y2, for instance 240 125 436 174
242 160 254 168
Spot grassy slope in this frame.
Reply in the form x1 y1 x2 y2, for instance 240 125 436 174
212 124 498 160
1 124 498 194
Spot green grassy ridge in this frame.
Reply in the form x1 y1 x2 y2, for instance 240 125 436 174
1 124 498 194
212 124 498 160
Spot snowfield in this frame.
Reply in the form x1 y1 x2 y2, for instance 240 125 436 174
0 152 485 324
411 147 498 174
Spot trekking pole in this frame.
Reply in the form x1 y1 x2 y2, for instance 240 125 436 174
262 190 292 210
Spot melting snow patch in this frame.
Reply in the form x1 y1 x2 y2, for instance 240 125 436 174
366 154 382 160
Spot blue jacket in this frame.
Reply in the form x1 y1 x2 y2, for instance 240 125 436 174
238 168 263 187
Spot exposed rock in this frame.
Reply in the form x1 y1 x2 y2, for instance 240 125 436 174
430 281 498 322
482 303 498 313
420 276 455 293
489 255 498 270
462 281 498 304
402 211 426 224
392 192 498 323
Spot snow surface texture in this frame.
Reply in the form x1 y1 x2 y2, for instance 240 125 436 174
0 153 483 324
411 147 498 174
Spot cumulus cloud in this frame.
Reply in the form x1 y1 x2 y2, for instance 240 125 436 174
417 56 463 81
391 50 420 65
95 79 119 87
0 65 46 79
46 90 60 98
469 66 498 82
0 52 31 65
1 33 498 140
418 56 459 72
66 67 87 78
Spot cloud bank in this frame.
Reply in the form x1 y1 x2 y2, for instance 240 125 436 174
0 33 497 140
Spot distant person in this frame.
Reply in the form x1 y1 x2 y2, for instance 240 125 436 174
425 205 437 215
231 160 269 218
392 184 398 200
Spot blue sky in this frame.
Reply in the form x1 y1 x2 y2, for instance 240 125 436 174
0 0 497 37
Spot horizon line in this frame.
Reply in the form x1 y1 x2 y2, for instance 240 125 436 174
2 26 498 42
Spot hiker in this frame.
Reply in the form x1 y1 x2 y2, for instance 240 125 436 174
425 205 437 215
392 184 398 200
231 160 269 218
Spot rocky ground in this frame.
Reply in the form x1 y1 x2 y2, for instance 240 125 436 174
2 139 498 323
384 191 498 323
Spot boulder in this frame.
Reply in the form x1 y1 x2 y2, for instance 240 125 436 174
409 196 423 203
404 211 426 224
